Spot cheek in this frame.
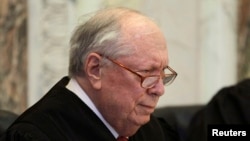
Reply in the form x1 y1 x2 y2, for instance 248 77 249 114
100 68 146 116
101 77 144 118
102 67 142 96
99 86 144 126
110 86 144 113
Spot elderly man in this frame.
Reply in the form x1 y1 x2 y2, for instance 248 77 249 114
1 7 178 141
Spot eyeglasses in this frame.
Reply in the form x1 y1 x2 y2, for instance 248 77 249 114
104 56 177 89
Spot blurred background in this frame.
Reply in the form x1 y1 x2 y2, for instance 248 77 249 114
0 0 249 115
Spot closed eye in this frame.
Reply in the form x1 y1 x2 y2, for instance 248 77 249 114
137 69 154 75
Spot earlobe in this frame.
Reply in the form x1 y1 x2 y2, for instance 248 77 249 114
85 53 102 89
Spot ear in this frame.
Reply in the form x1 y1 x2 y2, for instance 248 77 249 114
85 53 102 89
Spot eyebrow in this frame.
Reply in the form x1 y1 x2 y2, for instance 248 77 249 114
136 65 166 73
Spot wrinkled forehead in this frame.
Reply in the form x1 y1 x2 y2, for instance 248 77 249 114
120 47 168 71
137 47 168 67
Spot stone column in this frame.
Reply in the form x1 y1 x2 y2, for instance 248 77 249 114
0 0 28 114
199 0 238 103
238 0 250 80
28 0 76 106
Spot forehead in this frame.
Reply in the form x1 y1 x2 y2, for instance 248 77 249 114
121 15 168 64
134 48 168 68
119 49 168 73
120 14 167 49
123 35 168 69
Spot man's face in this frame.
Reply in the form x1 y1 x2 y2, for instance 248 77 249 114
96 29 168 136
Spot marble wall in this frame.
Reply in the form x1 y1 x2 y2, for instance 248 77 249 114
238 0 250 81
197 0 238 104
27 0 238 108
1 0 249 114
0 0 28 114
27 0 72 106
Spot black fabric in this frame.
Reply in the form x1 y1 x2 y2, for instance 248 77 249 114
153 105 203 141
186 78 250 141
0 110 18 136
0 77 179 141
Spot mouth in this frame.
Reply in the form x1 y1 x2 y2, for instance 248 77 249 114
139 104 156 115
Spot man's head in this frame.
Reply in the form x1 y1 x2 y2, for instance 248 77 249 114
68 7 176 136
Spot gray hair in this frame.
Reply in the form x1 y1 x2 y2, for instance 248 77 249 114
68 7 143 77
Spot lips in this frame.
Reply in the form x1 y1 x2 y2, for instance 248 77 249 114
139 104 155 114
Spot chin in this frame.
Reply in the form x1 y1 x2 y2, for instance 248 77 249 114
132 114 151 126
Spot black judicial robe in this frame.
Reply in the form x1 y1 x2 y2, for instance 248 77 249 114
186 78 250 141
0 77 179 141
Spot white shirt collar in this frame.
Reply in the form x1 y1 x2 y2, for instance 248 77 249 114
66 78 119 138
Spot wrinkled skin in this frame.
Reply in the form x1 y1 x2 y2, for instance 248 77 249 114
77 13 168 137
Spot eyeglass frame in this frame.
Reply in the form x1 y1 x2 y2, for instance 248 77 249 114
101 55 177 88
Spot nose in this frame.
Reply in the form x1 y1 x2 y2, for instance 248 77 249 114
147 79 165 96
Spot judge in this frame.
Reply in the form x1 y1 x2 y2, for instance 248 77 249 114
1 7 178 141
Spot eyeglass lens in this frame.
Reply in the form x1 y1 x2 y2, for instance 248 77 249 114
142 74 176 88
